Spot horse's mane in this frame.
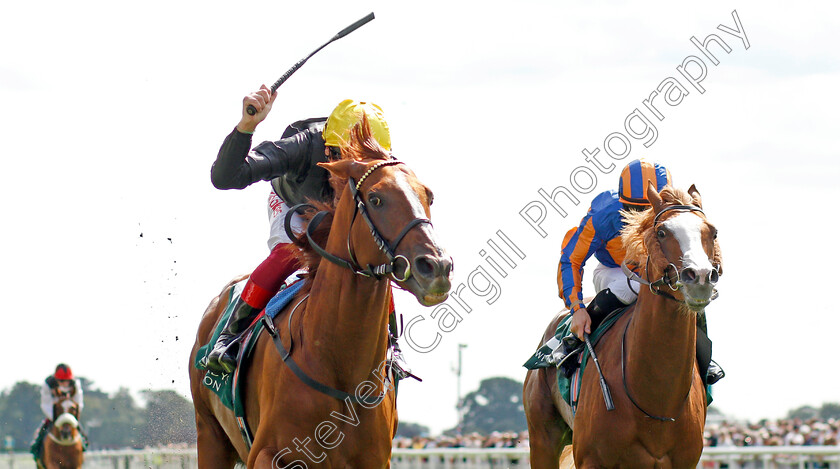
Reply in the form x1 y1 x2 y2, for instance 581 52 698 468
289 115 392 286
620 186 696 270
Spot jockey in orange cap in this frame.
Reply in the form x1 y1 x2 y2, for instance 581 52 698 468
555 159 723 385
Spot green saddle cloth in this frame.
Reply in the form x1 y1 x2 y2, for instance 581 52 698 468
524 307 713 411
194 280 252 415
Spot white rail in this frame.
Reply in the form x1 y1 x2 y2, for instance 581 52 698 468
390 447 840 469
2 446 838 468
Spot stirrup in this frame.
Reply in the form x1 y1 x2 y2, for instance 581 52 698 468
553 335 584 377
706 360 725 385
206 334 243 373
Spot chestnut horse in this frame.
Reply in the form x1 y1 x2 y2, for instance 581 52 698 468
524 183 722 468
38 399 83 469
190 122 452 468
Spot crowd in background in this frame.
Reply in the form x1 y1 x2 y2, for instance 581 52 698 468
393 418 840 449
705 418 839 447
393 432 529 450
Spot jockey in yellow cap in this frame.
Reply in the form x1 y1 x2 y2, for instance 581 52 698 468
208 86 393 374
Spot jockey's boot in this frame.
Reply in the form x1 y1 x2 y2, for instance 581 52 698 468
206 297 260 374
206 245 302 373
696 324 725 385
587 288 626 331
706 360 725 385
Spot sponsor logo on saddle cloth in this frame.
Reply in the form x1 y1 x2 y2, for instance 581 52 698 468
523 309 628 411
195 277 305 415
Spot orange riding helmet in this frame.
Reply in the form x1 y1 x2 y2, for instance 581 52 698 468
618 159 672 207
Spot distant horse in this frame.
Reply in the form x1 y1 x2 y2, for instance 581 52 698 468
524 183 722 468
38 399 83 469
190 120 453 468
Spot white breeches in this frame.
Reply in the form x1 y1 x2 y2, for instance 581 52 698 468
592 263 640 305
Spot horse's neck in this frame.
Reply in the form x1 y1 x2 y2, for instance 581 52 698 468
625 292 697 413
299 215 391 388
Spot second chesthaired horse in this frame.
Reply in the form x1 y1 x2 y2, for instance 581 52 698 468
38 398 83 469
524 182 723 468
190 120 453 468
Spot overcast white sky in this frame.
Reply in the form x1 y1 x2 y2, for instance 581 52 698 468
2 1 839 436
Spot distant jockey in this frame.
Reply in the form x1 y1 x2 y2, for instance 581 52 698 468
555 159 724 385
207 85 395 374
30 364 86 456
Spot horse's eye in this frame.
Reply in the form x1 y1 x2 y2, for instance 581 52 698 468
657 229 666 239
369 194 382 207
712 229 718 240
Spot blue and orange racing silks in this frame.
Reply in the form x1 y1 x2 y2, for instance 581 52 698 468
557 189 625 314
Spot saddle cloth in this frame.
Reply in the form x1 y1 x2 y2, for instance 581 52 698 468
194 278 305 416
523 306 713 413
523 307 629 411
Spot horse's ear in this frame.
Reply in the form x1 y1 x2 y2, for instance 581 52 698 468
688 183 703 208
318 159 359 178
647 180 663 213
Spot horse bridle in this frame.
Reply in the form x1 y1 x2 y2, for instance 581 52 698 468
621 204 720 302
267 159 428 409
284 159 432 282
619 204 719 421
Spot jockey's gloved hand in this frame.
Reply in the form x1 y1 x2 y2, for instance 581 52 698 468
570 308 592 340
46 376 58 389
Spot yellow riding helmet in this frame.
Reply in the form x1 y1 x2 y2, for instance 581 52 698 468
324 99 391 151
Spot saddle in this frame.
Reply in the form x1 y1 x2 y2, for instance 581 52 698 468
194 278 413 448
524 306 630 411
195 279 305 413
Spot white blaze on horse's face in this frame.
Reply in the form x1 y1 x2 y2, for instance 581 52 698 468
61 399 75 412
662 212 717 309
387 169 452 305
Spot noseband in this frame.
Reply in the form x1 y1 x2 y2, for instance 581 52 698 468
621 204 719 302
285 159 432 281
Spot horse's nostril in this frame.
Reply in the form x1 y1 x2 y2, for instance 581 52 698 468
414 256 436 277
709 269 719 284
681 268 697 283
413 255 452 278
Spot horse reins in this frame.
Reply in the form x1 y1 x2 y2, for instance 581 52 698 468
620 317 688 422
284 159 432 281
